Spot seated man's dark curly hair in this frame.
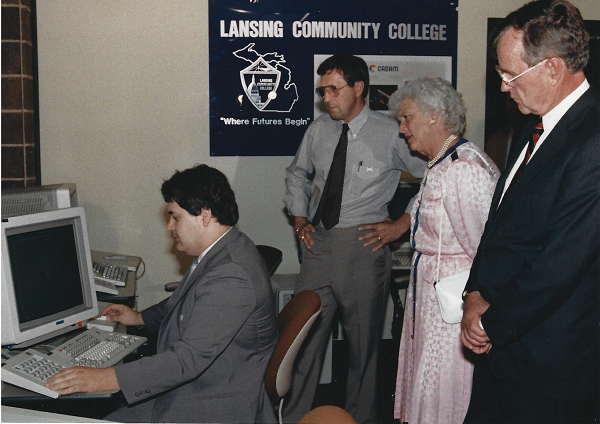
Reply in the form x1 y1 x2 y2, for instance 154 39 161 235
161 164 239 226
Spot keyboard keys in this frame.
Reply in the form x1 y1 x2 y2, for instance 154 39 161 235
11 352 63 383
92 262 127 286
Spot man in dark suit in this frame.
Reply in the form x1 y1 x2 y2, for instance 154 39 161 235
47 164 277 423
460 1 599 423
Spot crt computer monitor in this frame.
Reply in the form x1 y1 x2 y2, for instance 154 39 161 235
1 207 98 348
1 183 78 218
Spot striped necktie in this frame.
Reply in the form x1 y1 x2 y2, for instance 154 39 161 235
525 119 544 164
504 118 544 197
515 118 543 178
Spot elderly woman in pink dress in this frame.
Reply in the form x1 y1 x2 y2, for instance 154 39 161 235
392 77 500 424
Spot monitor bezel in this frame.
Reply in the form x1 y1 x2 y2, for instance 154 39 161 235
1 207 98 347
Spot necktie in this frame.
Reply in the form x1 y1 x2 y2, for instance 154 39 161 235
178 257 199 294
505 118 544 194
525 120 544 165
189 257 200 275
312 123 350 230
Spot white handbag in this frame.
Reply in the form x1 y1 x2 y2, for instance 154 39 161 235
434 270 469 324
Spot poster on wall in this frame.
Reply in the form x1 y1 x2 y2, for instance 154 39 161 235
209 0 458 156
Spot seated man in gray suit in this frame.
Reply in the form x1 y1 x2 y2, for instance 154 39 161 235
47 164 278 423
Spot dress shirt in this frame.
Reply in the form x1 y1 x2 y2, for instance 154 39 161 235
284 105 425 228
499 79 590 205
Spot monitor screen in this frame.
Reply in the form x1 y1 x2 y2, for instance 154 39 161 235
1 207 98 347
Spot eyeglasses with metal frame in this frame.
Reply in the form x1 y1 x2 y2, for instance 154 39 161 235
315 84 349 99
495 59 548 87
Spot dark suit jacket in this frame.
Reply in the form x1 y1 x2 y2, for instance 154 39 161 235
113 227 277 423
465 87 600 400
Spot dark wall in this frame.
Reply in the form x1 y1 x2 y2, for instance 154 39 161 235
1 0 39 189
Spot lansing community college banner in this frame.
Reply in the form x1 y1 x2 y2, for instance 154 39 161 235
209 0 458 156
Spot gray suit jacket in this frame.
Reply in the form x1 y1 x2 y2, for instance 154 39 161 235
113 227 277 423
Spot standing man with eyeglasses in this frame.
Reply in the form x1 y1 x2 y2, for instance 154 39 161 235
283 53 426 424
460 1 599 423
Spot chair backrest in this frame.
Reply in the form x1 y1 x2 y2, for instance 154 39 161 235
256 245 283 276
265 290 321 402
298 405 356 424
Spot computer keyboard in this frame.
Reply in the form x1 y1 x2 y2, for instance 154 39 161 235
92 262 128 287
94 278 119 295
1 327 146 398
1 350 65 398
391 244 414 269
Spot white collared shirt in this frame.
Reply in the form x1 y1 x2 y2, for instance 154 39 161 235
284 105 426 227
498 79 590 206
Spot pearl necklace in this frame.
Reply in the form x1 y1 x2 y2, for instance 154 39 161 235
428 134 458 168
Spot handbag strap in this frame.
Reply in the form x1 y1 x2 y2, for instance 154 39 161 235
435 179 444 284
434 145 493 283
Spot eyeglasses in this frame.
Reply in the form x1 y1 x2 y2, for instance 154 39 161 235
315 84 349 99
495 59 548 87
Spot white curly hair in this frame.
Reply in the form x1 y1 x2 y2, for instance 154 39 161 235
388 77 467 137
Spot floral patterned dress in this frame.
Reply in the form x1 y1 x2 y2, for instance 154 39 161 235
394 141 500 424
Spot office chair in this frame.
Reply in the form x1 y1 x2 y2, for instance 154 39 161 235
298 405 356 424
390 273 410 340
164 244 283 292
256 244 283 276
265 290 322 424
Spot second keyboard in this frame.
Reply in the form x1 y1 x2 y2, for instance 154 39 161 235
93 262 128 286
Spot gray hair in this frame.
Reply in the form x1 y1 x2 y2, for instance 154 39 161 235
390 77 467 137
491 0 589 73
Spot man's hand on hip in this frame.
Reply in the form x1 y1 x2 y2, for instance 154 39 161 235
294 216 316 249
358 213 411 252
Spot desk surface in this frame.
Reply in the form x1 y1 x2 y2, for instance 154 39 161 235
1 381 115 401
1 405 113 423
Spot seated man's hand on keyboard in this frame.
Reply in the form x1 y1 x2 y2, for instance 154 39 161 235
102 304 144 326
46 366 119 395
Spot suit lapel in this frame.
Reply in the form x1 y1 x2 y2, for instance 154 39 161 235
170 227 239 309
156 228 239 350
488 119 536 220
173 258 204 300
